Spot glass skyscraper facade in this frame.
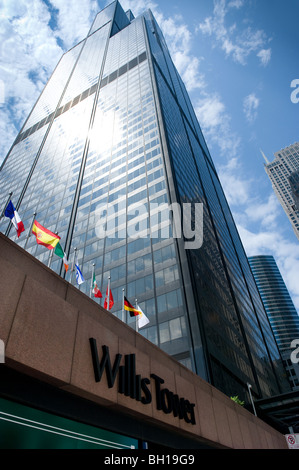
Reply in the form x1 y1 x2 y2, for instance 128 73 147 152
249 255 299 390
263 142 299 241
0 1 290 403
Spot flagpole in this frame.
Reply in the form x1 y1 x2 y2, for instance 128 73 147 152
76 249 80 288
135 298 138 332
48 247 54 267
108 276 111 310
0 192 13 221
24 212 36 250
2 192 14 237
90 263 95 297
122 288 125 323
48 232 58 267
70 247 77 285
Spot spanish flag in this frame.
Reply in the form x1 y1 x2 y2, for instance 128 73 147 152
32 220 60 250
124 296 141 317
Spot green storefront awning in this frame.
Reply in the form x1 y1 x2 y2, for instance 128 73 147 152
0 397 138 449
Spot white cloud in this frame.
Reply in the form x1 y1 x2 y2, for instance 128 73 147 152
119 0 158 17
238 224 299 311
122 0 206 93
215 144 299 312
218 154 299 313
198 0 272 67
228 0 244 8
0 0 297 315
194 1 298 313
195 94 225 128
0 0 102 164
158 15 206 93
244 193 280 229
122 1 241 160
174 54 206 92
257 48 272 67
195 94 241 158
50 0 99 49
0 0 64 163
218 156 251 205
0 0 234 166
243 93 260 123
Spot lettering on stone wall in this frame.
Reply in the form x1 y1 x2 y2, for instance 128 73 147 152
89 338 196 425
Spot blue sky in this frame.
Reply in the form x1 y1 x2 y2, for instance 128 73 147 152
0 0 299 311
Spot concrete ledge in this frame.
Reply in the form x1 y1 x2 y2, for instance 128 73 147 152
0 233 288 449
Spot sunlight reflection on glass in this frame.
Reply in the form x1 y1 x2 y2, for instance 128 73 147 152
89 109 123 151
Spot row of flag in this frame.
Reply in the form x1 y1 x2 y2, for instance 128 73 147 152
2 198 150 329
124 296 150 329
3 200 69 269
77 265 149 328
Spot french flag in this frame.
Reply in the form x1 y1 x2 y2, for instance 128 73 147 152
5 200 25 238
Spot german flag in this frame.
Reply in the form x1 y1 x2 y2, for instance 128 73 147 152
124 296 141 317
32 220 60 250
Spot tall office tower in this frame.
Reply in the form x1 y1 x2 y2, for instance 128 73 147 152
0 1 290 402
263 142 299 241
249 255 299 391
288 171 299 211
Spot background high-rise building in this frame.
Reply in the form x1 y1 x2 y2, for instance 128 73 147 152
289 170 299 211
263 142 299 241
0 1 290 404
249 255 299 391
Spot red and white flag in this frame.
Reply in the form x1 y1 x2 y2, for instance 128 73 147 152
104 281 114 310
92 271 102 298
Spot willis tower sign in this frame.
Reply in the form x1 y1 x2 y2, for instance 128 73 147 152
89 338 196 425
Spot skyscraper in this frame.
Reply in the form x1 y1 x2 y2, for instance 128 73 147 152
263 142 299 241
289 170 299 212
249 255 299 391
0 1 290 403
